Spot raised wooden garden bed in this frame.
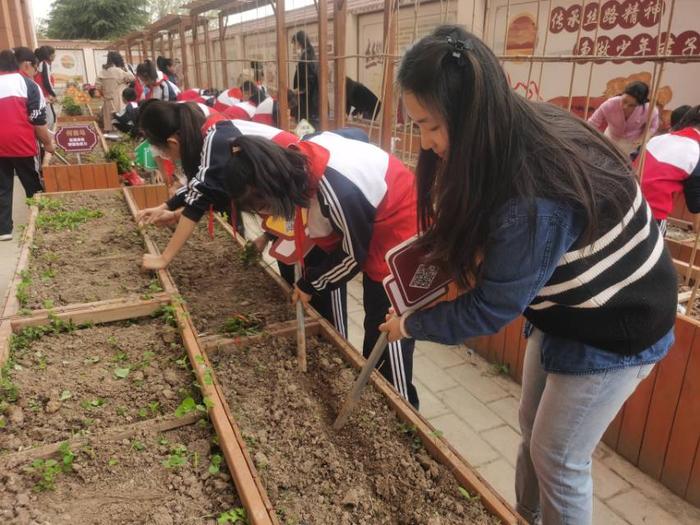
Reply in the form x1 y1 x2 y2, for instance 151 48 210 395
1 187 523 524
43 122 119 193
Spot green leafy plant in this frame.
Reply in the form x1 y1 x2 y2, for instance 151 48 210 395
491 363 510 376
41 299 55 310
154 305 178 327
105 143 133 174
108 457 119 466
15 270 31 308
28 442 74 492
162 444 188 469
141 280 164 300
209 453 223 475
221 314 262 337
80 398 105 410
114 367 130 379
59 390 72 401
36 208 103 231
61 96 83 116
26 196 63 211
218 508 247 524
131 440 145 451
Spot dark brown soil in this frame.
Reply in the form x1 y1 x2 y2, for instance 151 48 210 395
0 422 241 525
25 192 153 309
213 335 499 525
0 319 193 452
149 222 294 336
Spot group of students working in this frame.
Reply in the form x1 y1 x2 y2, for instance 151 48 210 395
2 23 699 524
129 25 693 525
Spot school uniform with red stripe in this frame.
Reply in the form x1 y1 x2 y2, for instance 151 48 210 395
213 87 243 112
147 71 180 101
0 72 47 157
640 127 700 220
252 96 276 126
222 100 257 121
165 119 298 219
293 131 420 408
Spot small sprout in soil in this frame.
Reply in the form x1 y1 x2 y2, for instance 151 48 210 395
221 313 263 337
398 423 423 451
175 397 196 417
208 453 223 474
162 444 188 469
116 406 128 417
131 440 146 451
175 355 190 369
81 418 95 428
0 357 18 404
26 196 63 212
28 442 74 492
491 363 510 377
41 268 56 280
218 508 247 524
41 299 55 310
458 486 480 502
114 367 131 379
0 415 6 428
108 457 119 466
107 336 120 348
59 390 72 401
158 436 169 446
141 280 164 300
80 398 105 410
36 207 103 231
28 397 42 413
105 143 134 174
240 242 261 267
16 270 31 308
113 351 128 362
154 305 178 327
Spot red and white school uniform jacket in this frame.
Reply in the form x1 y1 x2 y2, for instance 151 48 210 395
177 88 214 106
147 71 180 101
213 87 243 112
252 96 275 126
0 72 47 157
293 131 418 293
640 128 700 220
222 100 257 121
165 119 298 221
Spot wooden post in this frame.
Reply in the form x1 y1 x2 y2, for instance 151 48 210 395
140 38 148 62
159 34 165 57
275 0 290 131
202 17 213 88
318 0 329 130
218 13 229 88
12 0 27 46
126 40 134 65
0 0 15 48
179 20 190 89
191 16 202 87
149 34 156 62
380 0 397 152
168 31 174 60
333 0 346 128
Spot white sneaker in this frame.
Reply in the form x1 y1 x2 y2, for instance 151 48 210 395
0 233 12 241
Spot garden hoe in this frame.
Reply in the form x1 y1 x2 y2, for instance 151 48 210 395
333 331 389 430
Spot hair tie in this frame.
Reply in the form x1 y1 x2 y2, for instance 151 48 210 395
446 36 473 66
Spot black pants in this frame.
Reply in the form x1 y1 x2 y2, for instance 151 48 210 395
277 246 348 338
0 156 43 235
362 274 419 409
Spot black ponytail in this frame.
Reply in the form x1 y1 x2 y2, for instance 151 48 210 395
622 81 650 106
224 135 310 219
241 80 263 105
673 105 700 132
138 100 206 178
136 59 158 83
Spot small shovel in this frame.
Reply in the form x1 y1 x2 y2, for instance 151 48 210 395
333 331 389 430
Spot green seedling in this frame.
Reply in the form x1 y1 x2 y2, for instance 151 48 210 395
28 398 42 412
41 268 56 280
398 423 423 451
15 270 31 308
59 390 72 401
28 442 74 492
141 280 164 300
80 398 105 410
154 305 178 327
114 367 130 379
458 486 480 502
36 208 103 231
209 453 223 475
491 363 510 376
218 508 247 524
0 358 17 404
158 436 169 446
0 415 6 428
131 440 146 451
174 397 196 417
221 314 262 337
41 299 55 310
108 458 119 466
116 406 127 417
174 355 189 369
107 335 119 348
113 351 128 362
162 444 188 469
26 196 63 211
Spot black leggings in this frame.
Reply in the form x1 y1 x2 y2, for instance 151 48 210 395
0 156 43 235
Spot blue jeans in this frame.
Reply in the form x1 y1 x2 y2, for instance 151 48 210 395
516 329 655 524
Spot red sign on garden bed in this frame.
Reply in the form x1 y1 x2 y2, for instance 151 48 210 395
55 125 98 153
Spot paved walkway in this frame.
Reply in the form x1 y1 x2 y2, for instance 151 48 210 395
0 184 29 312
2 197 699 524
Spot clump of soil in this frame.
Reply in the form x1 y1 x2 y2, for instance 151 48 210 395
0 422 240 525
149 222 293 335
25 192 153 309
0 318 192 452
213 335 499 524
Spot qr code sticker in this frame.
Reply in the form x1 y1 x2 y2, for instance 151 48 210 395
409 264 438 289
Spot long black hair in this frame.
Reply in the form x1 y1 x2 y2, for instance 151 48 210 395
157 56 173 75
224 135 310 219
13 47 36 67
106 51 125 69
622 81 650 106
35 45 55 63
292 31 316 59
673 105 700 131
0 50 18 72
136 59 159 84
138 100 206 178
241 80 263 105
397 25 634 287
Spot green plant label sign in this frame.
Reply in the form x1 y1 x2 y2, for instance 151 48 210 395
55 125 98 153
135 140 157 170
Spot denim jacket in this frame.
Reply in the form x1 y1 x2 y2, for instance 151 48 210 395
404 197 673 374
